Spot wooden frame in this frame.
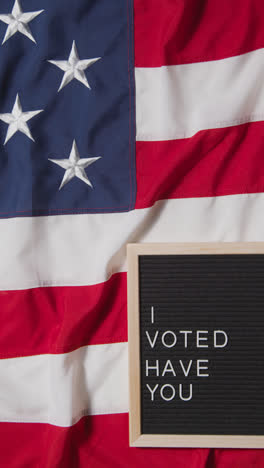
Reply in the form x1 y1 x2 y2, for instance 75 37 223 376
127 242 264 448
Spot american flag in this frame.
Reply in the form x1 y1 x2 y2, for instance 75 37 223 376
0 0 264 466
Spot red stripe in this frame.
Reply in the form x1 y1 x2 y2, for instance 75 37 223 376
3 124 264 358
0 414 264 468
0 273 127 358
135 122 264 209
134 0 264 67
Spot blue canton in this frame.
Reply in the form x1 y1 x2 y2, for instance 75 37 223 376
0 0 135 217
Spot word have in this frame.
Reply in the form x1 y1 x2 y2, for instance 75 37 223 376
146 358 209 378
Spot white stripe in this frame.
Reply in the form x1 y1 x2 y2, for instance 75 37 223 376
0 342 128 427
136 48 264 141
1 193 264 290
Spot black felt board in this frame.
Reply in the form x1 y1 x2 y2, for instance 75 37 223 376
139 254 264 436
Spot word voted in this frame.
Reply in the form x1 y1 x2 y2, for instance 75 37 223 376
145 329 228 349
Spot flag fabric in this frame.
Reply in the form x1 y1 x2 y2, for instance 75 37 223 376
0 0 264 467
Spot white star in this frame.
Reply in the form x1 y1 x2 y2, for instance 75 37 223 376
0 94 43 144
49 140 101 190
48 40 101 92
0 0 44 45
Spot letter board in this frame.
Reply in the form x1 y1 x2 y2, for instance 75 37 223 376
127 243 264 448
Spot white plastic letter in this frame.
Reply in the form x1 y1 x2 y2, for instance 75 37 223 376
146 360 159 377
197 359 209 377
179 330 192 348
145 330 159 349
151 306 155 324
214 330 228 348
162 360 176 376
179 360 192 377
160 384 175 401
161 331 177 348
179 384 193 401
196 330 208 348
146 384 159 401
